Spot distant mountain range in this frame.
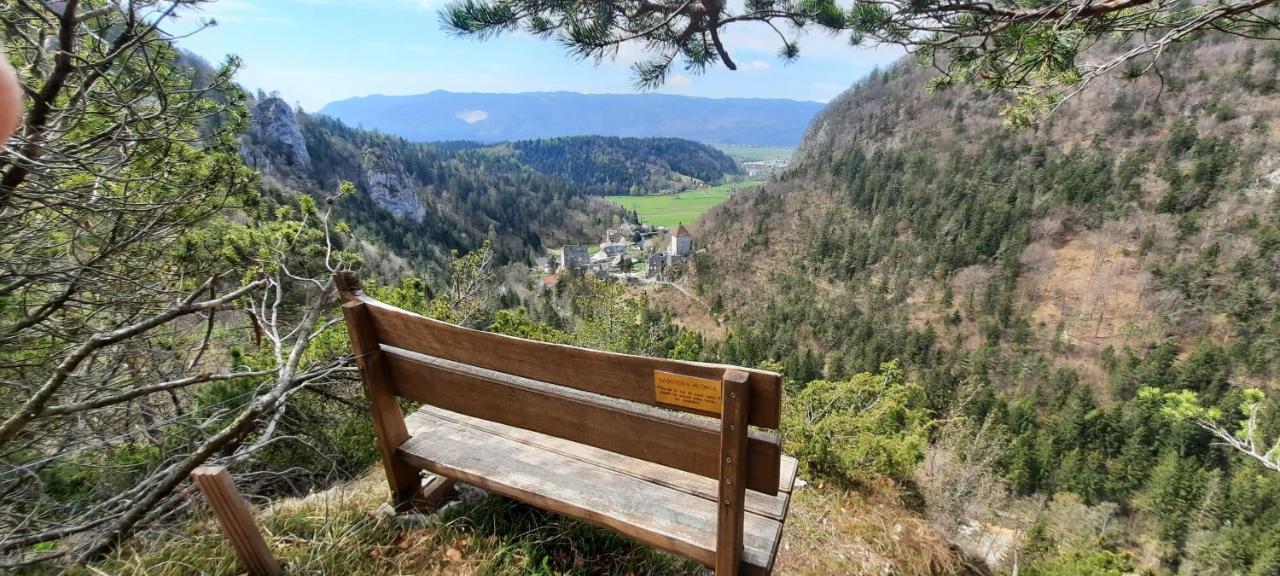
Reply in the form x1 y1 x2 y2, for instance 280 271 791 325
317 91 826 146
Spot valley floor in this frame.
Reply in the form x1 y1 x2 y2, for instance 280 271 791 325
605 180 764 229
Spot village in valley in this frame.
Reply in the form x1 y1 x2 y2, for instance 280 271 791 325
537 220 695 291
535 147 793 290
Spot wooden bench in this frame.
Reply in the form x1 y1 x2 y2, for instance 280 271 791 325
336 272 795 575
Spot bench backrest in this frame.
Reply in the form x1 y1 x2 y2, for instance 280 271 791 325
336 272 784 495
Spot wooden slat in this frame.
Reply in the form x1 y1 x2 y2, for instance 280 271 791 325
342 302 420 507
384 346 782 495
397 416 783 575
763 456 799 576
405 405 795 521
191 467 281 576
778 457 799 495
358 296 782 428
717 371 750 575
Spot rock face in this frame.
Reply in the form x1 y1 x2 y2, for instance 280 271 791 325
242 96 425 220
242 97 311 178
358 147 425 220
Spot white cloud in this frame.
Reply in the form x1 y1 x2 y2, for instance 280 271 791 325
608 41 647 68
455 109 489 123
669 74 692 87
747 59 771 70
289 0 432 7
717 18 905 64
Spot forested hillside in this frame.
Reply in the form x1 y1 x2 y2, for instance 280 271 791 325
689 34 1280 573
502 136 739 195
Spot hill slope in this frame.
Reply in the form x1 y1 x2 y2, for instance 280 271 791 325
502 136 740 195
318 91 825 146
700 35 1280 385
689 35 1280 573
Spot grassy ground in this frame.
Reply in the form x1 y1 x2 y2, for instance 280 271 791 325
86 471 973 576
84 473 699 576
605 180 764 228
715 146 795 162
774 478 970 576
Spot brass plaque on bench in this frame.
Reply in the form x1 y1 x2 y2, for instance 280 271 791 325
654 371 722 414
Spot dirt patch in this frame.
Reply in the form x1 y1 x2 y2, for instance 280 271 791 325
1023 230 1161 348
631 282 727 340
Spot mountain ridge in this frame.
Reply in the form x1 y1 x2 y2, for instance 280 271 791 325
317 90 826 146
339 88 824 104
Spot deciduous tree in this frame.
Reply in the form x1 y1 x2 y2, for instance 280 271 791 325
0 2 367 567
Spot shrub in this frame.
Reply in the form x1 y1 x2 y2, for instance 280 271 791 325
1025 548 1133 576
782 361 931 483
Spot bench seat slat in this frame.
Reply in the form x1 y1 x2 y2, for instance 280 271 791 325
399 407 785 575
407 405 798 521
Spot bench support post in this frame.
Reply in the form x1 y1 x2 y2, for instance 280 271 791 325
716 369 751 575
342 300 424 510
191 466 282 576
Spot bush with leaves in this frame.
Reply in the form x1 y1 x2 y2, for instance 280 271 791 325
782 361 930 483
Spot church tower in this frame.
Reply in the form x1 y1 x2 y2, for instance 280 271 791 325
668 223 692 257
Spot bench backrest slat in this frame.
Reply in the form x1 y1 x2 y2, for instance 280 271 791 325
383 345 781 495
358 296 782 429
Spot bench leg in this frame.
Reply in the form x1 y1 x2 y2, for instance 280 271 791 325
416 475 458 509
343 302 421 510
716 370 751 576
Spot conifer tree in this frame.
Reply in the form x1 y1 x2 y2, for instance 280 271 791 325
1107 433 1156 498
1139 450 1203 545
1007 434 1042 495
442 0 1280 123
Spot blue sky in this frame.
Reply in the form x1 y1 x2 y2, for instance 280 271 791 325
172 0 904 111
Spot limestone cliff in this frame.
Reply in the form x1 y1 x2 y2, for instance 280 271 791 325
242 97 310 177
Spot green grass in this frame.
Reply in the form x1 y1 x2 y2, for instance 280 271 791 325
605 180 764 228
715 146 794 162
86 473 701 576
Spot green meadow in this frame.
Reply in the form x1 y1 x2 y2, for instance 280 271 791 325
605 180 764 228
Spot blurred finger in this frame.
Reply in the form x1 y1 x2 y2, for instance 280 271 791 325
0 48 20 145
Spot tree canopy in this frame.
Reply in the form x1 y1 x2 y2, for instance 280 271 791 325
442 0 1280 123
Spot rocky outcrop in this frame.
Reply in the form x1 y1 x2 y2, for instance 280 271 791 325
358 147 425 220
242 97 311 178
242 96 425 220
